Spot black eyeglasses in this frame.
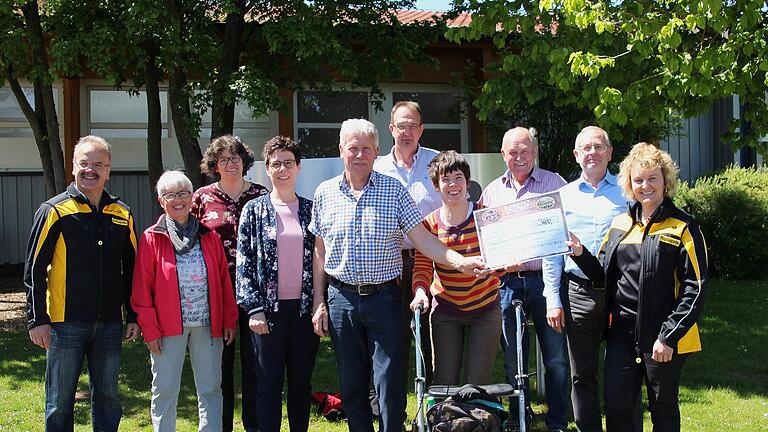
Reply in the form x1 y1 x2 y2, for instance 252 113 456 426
217 155 242 166
161 191 192 200
268 159 297 169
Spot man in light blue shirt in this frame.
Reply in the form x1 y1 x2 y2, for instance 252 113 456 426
542 126 631 432
373 101 442 417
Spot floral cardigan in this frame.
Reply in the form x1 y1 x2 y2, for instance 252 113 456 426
235 194 315 318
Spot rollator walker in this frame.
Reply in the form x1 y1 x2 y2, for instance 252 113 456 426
412 300 530 432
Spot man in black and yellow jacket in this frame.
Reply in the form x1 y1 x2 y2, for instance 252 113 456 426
24 136 139 432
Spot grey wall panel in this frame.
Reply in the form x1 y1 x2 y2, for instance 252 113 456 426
106 173 158 233
661 100 736 183
2 175 19 264
0 175 6 265
0 172 160 265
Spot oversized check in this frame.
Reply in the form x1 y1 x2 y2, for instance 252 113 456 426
474 191 570 269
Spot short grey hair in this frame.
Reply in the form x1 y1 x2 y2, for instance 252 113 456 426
156 170 193 198
339 118 379 149
73 135 112 160
575 126 611 149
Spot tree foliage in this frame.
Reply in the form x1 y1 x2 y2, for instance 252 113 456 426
49 0 440 189
446 0 768 161
2 0 440 195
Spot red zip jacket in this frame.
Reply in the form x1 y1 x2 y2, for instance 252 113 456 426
131 215 238 342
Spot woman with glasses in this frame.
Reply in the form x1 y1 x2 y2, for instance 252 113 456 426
236 136 318 432
192 135 268 431
132 170 238 432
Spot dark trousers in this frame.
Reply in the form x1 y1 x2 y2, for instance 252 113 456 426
604 329 687 432
562 277 606 432
221 309 258 431
251 300 320 432
562 277 643 432
328 280 405 432
400 251 433 396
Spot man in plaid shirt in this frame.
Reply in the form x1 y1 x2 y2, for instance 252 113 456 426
309 118 485 432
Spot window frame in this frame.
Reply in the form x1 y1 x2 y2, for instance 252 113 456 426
0 84 63 137
293 84 469 158
85 85 172 139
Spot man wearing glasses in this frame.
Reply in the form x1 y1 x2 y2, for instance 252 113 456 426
542 126 640 432
373 101 441 405
25 135 139 431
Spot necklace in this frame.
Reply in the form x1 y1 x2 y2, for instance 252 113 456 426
217 180 248 202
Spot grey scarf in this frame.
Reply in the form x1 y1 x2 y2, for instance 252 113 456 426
166 214 199 255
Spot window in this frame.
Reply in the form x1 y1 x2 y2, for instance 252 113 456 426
199 101 277 157
0 87 59 138
87 88 169 138
392 91 465 152
293 86 469 157
295 90 369 158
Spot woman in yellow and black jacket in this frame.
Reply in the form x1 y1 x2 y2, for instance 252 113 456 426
569 143 707 432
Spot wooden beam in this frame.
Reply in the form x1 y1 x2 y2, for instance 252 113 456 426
62 77 80 183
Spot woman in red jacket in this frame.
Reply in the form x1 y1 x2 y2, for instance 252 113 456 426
131 170 238 432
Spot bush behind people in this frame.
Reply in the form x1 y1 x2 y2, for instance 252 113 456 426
674 165 768 279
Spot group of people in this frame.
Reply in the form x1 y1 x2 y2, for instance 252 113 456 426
24 100 707 432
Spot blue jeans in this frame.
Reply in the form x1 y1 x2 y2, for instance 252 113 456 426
45 321 123 432
499 274 570 430
327 281 405 432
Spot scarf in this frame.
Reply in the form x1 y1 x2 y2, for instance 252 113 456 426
166 214 199 255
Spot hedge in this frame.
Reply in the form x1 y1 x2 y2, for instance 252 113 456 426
674 165 768 280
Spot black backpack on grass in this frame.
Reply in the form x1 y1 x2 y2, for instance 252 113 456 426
426 384 507 432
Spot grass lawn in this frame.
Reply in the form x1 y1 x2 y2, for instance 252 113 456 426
0 278 766 431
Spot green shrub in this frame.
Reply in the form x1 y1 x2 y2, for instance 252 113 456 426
674 165 768 280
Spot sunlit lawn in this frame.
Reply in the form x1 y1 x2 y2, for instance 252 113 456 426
0 279 766 431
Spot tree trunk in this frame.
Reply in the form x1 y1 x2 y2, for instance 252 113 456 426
19 1 67 196
144 42 164 217
168 66 204 188
209 0 247 141
7 75 58 197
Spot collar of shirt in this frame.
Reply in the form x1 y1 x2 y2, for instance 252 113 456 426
574 170 618 192
391 144 421 168
501 166 541 189
338 169 378 195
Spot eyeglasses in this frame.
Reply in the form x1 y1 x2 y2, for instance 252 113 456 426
268 159 297 169
578 144 609 153
217 155 242 166
76 161 110 170
161 191 192 200
393 123 421 132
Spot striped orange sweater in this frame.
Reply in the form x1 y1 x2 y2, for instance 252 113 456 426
412 202 500 314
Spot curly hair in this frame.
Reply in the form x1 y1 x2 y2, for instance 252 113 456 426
199 135 255 179
427 150 471 189
618 142 680 200
262 135 302 165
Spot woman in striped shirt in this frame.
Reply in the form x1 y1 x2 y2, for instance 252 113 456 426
410 150 518 385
